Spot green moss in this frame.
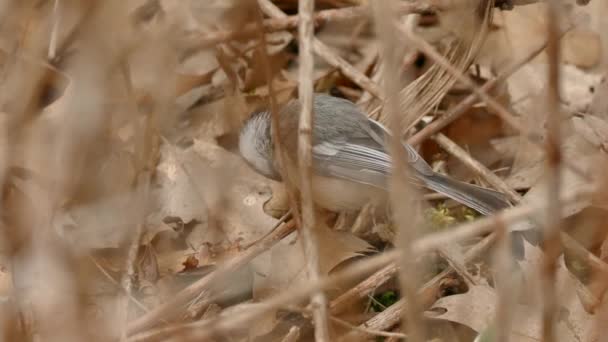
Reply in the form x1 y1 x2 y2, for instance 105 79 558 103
425 204 457 230
371 290 398 313
424 203 481 231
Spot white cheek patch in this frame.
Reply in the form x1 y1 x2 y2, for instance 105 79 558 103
239 115 276 178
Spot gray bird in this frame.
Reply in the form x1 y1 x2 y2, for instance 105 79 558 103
238 94 510 215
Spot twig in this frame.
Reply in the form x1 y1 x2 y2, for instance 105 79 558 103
127 184 595 341
125 219 297 335
293 305 409 339
561 234 608 275
127 250 398 342
540 3 563 341
330 263 398 315
398 23 589 182
493 217 516 342
253 2 302 229
118 59 151 341
281 327 301 342
257 0 383 99
330 315 407 339
350 202 374 236
190 2 435 53
407 37 553 146
48 0 60 60
297 0 330 340
431 111 608 294
437 247 478 286
432 133 522 202
88 256 150 314
340 232 498 340
343 181 595 339
53 1 101 64
372 3 425 340
119 180 148 340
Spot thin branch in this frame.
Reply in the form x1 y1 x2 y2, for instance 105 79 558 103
431 114 608 289
330 315 407 339
340 232 497 341
280 327 301 342
493 217 516 342
257 0 383 99
432 133 522 202
296 0 330 340
88 256 150 314
540 2 563 341
127 184 595 341
407 37 554 146
48 0 60 60
118 59 152 341
398 23 589 182
372 2 425 340
188 2 434 54
330 263 398 315
125 219 297 335
292 306 409 339
128 250 398 342
119 179 148 340
253 0 302 235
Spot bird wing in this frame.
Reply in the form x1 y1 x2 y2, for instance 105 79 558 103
311 118 431 189
365 118 434 177
312 140 392 188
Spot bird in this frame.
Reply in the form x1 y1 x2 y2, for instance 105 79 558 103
238 93 510 215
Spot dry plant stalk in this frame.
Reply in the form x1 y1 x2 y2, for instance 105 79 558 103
433 133 522 202
295 0 330 340
407 37 553 146
257 0 383 98
433 114 608 278
190 1 436 53
1 1 605 341
127 183 595 341
398 20 589 181
540 2 564 341
126 219 297 335
373 0 494 132
372 1 426 340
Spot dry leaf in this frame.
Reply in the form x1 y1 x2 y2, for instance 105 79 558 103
589 76 608 120
249 226 373 337
562 29 601 69
508 63 600 115
572 115 608 152
429 255 596 341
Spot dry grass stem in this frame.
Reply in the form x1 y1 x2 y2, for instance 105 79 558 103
89 255 150 314
1 1 604 341
373 2 426 340
126 219 296 335
296 0 330 340
257 0 383 99
128 250 399 342
128 183 594 341
330 263 398 315
399 23 589 181
433 125 608 279
407 37 553 146
48 0 61 60
192 2 435 53
433 132 522 202
345 232 498 339
540 2 564 341
280 326 301 342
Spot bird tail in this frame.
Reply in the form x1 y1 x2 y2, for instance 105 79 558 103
421 173 511 215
